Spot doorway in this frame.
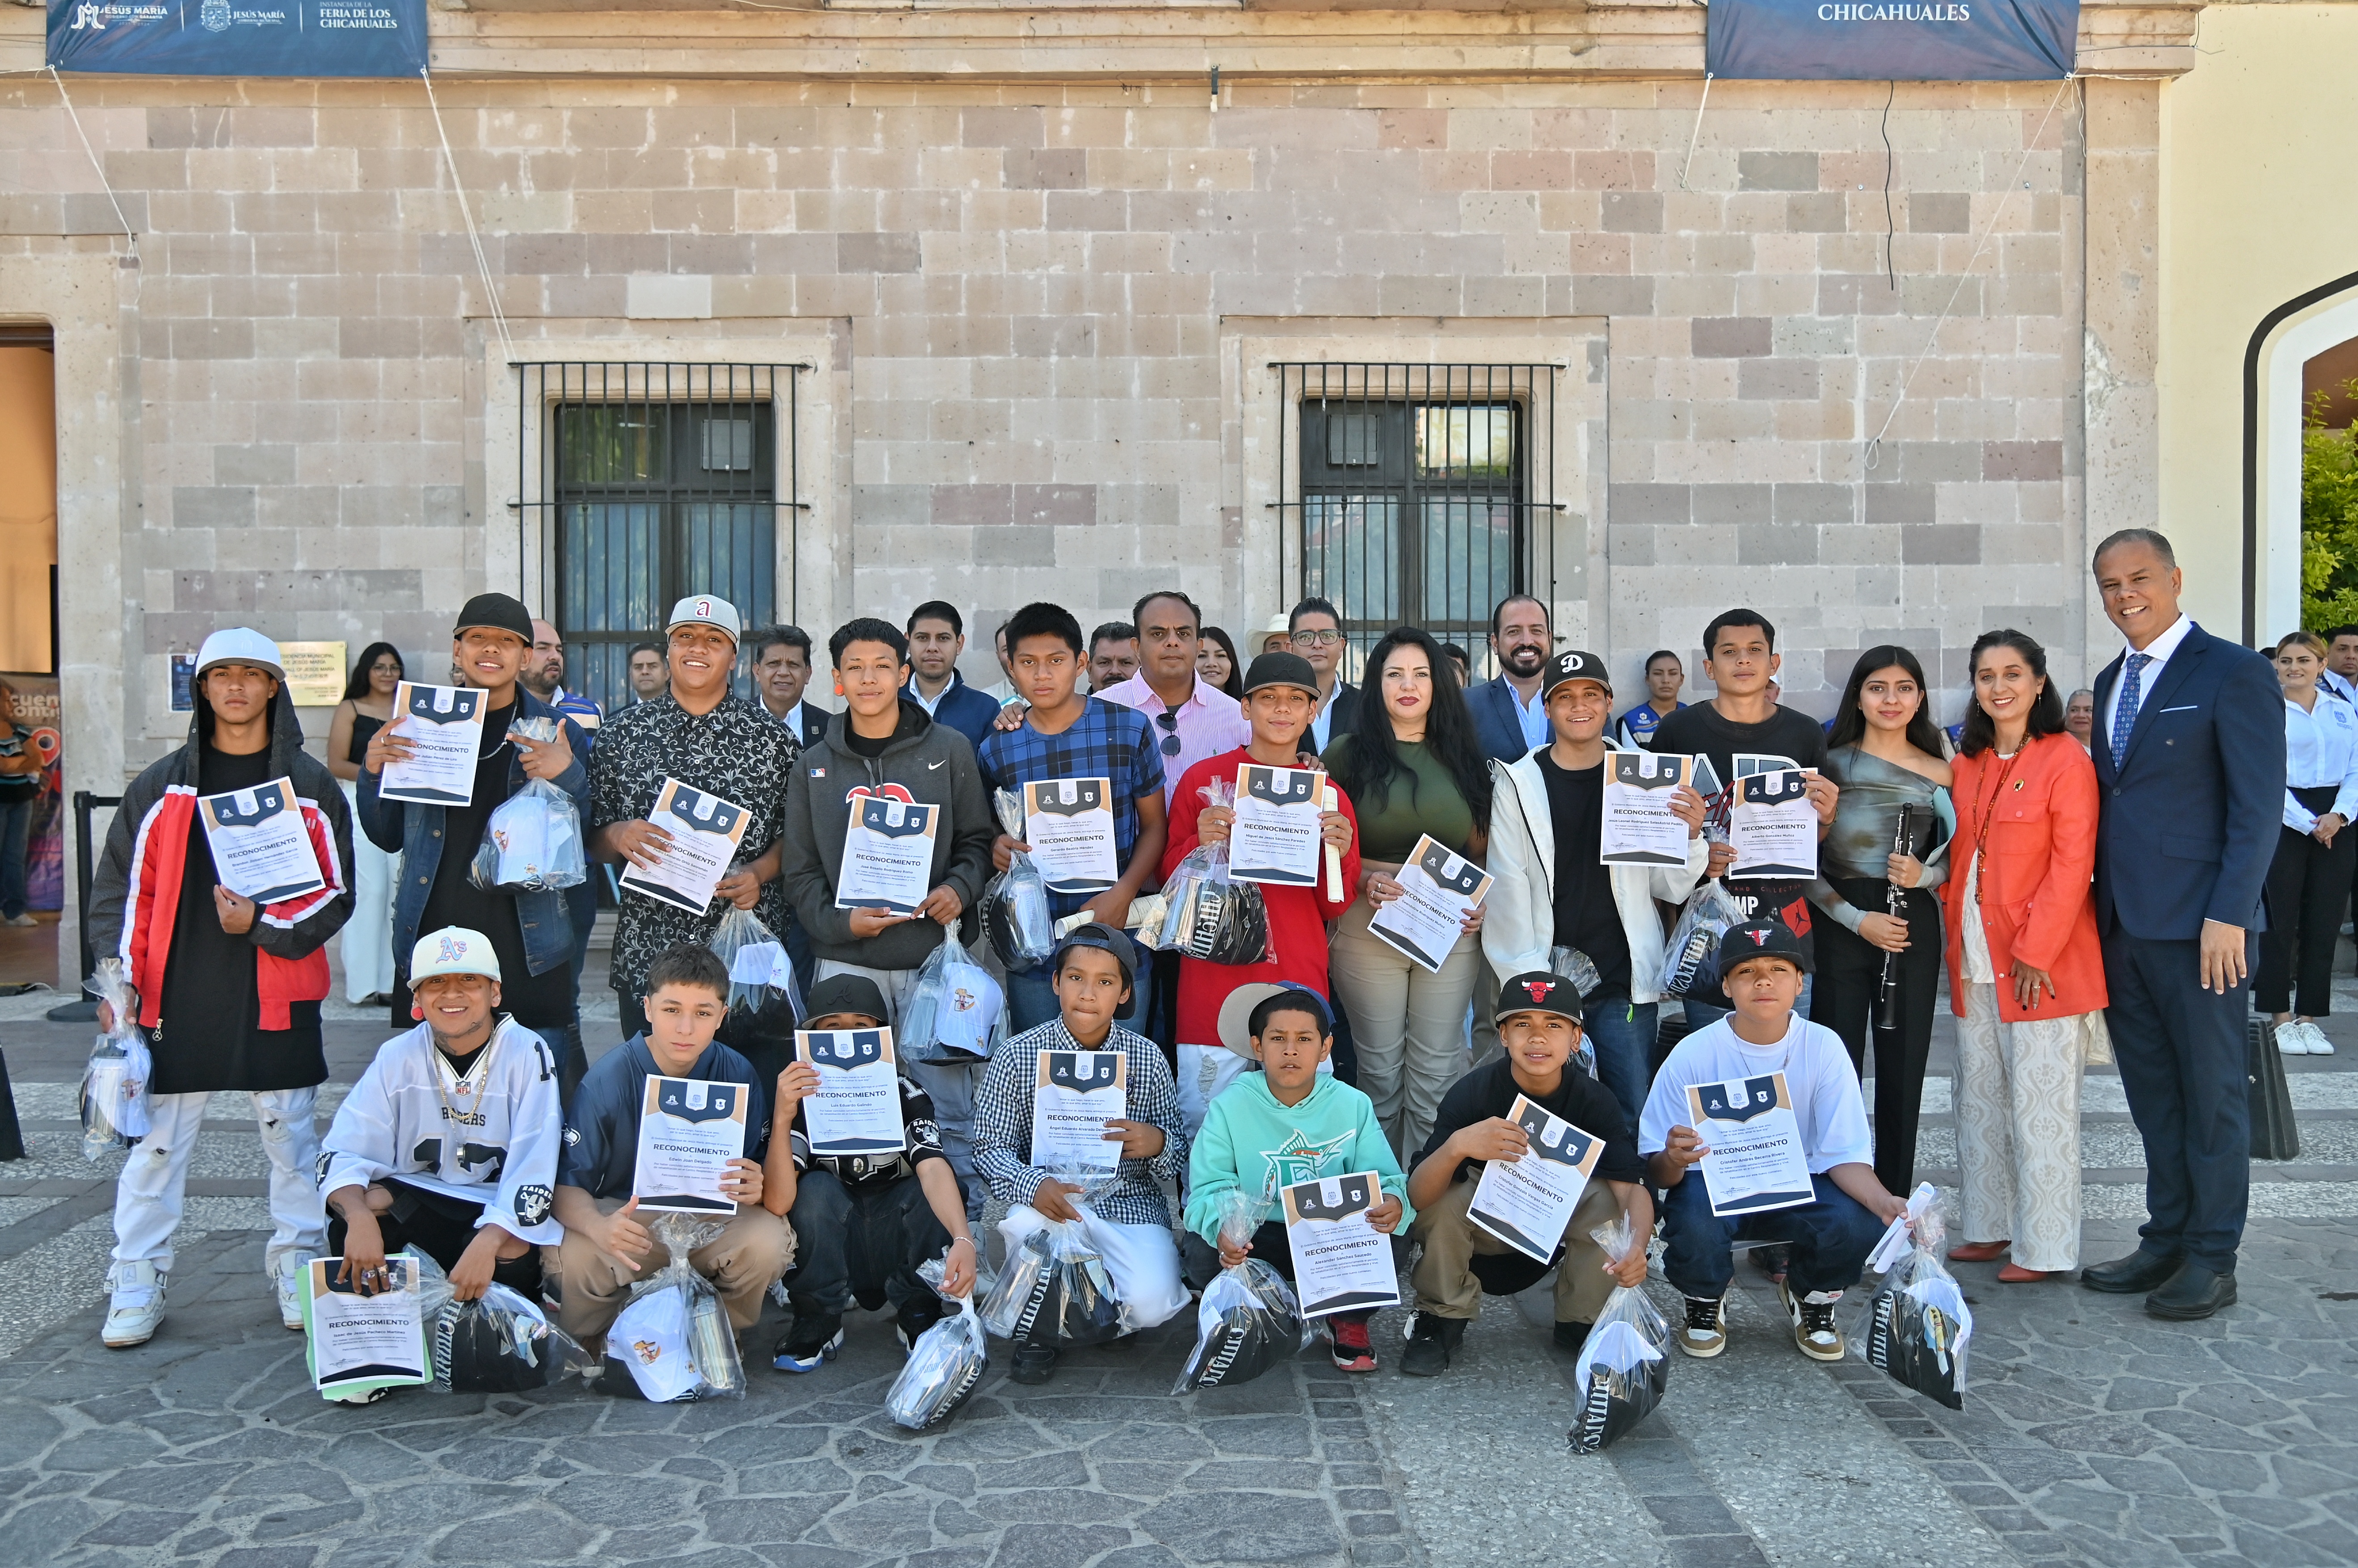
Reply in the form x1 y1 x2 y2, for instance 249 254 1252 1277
0 324 59 985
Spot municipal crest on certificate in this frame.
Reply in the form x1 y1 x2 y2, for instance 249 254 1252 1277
633 1075 750 1214
1600 751 1692 868
620 779 753 915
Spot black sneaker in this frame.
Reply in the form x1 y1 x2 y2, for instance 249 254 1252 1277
1009 1345 1058 1385
894 1312 940 1354
1400 1313 1465 1377
1552 1320 1593 1352
771 1313 845 1374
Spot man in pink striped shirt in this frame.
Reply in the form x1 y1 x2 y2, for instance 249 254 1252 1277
1096 591 1251 810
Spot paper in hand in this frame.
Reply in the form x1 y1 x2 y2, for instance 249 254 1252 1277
378 682 486 806
197 778 328 904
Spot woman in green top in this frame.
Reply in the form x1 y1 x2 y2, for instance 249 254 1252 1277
1321 626 1495 1160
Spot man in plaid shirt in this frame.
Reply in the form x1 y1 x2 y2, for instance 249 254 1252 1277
979 601 1168 1034
973 923 1190 1382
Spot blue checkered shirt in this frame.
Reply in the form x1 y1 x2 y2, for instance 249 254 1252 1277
975 697 1166 919
973 1017 1187 1230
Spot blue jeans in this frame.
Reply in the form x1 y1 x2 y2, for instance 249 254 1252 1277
785 1169 951 1327
1006 958 1155 1037
1579 994 1656 1132
0 795 30 918
1659 1170 1883 1299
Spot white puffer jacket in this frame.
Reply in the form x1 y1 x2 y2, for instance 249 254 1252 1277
1482 739 1709 1004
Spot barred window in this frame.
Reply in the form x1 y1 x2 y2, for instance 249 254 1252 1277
1273 362 1560 658
514 362 806 713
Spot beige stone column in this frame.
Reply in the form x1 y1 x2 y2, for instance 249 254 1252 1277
2081 77 2161 648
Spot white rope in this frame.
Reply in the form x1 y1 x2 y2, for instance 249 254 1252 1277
1677 73 1714 192
46 65 137 260
1862 73 2073 472
420 66 514 364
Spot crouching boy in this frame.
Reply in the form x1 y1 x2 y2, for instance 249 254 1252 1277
550 944 797 1351
320 926 562 1308
1182 983 1408 1373
973 923 1190 1383
770 973 980 1372
1641 922 1903 1362
1402 973 1652 1376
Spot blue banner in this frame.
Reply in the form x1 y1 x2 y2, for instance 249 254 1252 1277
48 0 426 77
1705 0 2076 80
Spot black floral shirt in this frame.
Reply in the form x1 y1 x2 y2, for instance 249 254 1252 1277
587 691 799 1000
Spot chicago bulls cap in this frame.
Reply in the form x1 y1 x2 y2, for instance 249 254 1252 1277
1493 970 1584 1026
666 593 743 644
1715 919 1813 982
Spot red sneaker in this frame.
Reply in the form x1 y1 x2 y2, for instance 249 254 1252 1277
1329 1318 1377 1373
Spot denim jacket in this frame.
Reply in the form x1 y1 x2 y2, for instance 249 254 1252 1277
357 688 592 979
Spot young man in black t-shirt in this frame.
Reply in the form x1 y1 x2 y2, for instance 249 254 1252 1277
1400 974 1653 1376
770 974 979 1373
1650 609 1839 1023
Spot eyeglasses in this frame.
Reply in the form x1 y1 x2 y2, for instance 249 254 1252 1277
1291 630 1343 649
1155 710 1182 756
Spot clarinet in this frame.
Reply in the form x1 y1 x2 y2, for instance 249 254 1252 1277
1874 803 1917 1036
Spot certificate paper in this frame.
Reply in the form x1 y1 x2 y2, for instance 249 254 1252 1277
796 1029 907 1159
1600 751 1693 868
1686 1072 1816 1217
621 779 753 915
306 1257 428 1391
836 796 940 915
1728 769 1818 880
378 682 485 806
1366 835 1494 974
1281 1171 1401 1317
1229 764 1324 887
1467 1096 1605 1263
198 778 327 904
632 1075 750 1214
1032 1049 1126 1172
1021 778 1119 896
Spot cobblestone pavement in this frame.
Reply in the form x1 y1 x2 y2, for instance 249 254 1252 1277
1 993 2354 1568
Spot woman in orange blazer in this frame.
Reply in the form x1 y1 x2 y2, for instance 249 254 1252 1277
1931 630 2106 1283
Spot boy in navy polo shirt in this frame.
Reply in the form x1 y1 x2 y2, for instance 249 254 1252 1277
550 944 796 1351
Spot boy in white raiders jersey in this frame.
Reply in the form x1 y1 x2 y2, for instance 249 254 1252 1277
319 926 563 1303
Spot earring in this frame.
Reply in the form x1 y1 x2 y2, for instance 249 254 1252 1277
411 1004 425 1021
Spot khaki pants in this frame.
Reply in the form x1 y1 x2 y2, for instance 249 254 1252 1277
1409 1176 1622 1327
1329 894 1483 1162
552 1198 796 1347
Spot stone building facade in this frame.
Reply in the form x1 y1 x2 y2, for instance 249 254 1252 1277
2 0 2199 962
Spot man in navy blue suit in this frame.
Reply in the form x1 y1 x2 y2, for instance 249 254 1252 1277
2085 529 2285 1320
1465 595 1555 764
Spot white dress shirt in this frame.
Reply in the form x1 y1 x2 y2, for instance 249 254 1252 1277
2282 694 2358 831
2319 668 2358 706
1508 681 1550 751
1310 681 1345 754
2102 612 2195 754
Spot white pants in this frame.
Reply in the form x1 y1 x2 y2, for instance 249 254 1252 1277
997 1203 1190 1331
338 778 398 1000
1954 982 2085 1273
112 1087 326 1281
815 956 982 1203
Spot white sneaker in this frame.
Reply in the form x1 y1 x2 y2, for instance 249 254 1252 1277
2277 1023 2310 1055
102 1260 168 1348
274 1257 309 1331
2303 1022 2335 1056
2 913 35 928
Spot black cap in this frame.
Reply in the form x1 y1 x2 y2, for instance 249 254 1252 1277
1716 920 1814 983
1052 921 1137 986
1494 971 1584 1025
1242 651 1321 698
454 592 534 645
1543 649 1613 699
803 973 889 1025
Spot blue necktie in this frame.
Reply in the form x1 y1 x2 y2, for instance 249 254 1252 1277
2110 652 2151 772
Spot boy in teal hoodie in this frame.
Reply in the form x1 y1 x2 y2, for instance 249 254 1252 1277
1183 983 1411 1373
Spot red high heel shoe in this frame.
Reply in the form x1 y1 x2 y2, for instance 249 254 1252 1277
1996 1263 2057 1283
1947 1240 2009 1263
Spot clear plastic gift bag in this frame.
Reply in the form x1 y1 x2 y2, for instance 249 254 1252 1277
467 723 586 893
1657 879 1746 1002
901 935 1004 1066
1566 1215 1670 1454
887 1255 992 1429
709 905 797 1018
607 1215 747 1402
981 789 1055 970
1172 1191 1311 1394
1154 782 1275 966
1850 1186 1972 1411
431 1281 596 1394
978 1171 1129 1348
80 958 153 1160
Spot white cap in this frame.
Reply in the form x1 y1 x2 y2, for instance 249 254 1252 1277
666 594 742 644
409 925 501 984
194 627 285 681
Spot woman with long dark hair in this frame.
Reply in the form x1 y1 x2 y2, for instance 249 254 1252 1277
2258 631 2358 1055
1197 626 1246 702
1807 647 1953 1194
1322 626 1495 1158
1941 630 2106 1283
327 642 404 1004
